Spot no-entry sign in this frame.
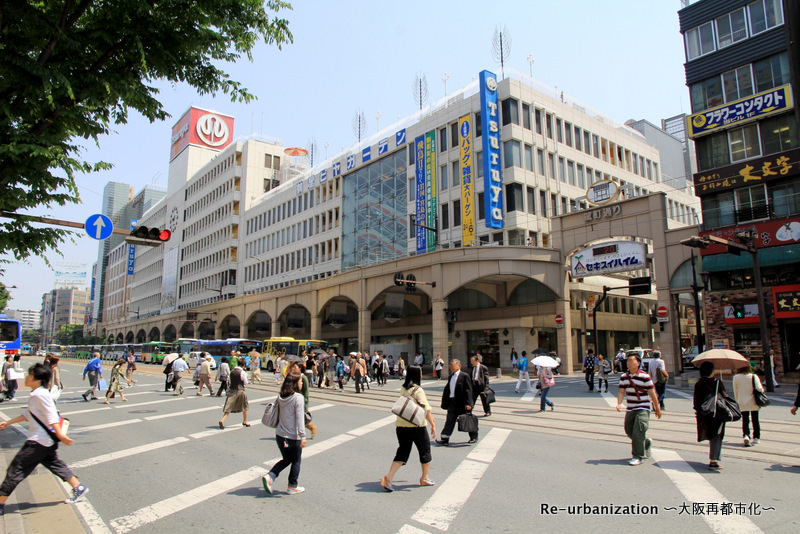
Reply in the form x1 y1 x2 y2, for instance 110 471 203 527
555 314 564 328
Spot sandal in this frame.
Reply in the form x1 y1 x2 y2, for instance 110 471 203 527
219 421 224 430
381 475 394 492
419 477 436 487
243 422 251 427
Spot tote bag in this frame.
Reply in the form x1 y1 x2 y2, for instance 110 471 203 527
261 397 280 428
391 387 426 427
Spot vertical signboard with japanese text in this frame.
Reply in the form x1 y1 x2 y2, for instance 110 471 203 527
415 135 427 254
127 219 137 275
459 114 475 246
479 70 503 229
424 131 437 252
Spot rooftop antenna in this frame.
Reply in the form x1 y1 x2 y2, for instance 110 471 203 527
307 138 318 167
492 25 512 80
352 109 367 143
412 73 429 111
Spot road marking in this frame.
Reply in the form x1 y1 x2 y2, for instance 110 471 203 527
143 396 269 421
70 419 143 434
651 448 763 534
600 391 618 408
58 479 114 534
400 525 432 534
669 388 694 400
410 428 511 531
71 437 191 469
108 414 395 533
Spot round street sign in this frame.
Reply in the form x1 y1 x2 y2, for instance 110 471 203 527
656 305 669 318
85 213 113 240
555 314 564 324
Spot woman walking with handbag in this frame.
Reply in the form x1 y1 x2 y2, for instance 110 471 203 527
694 361 729 470
262 371 307 495
381 366 436 492
103 360 128 404
537 365 555 412
733 366 764 447
215 357 230 397
219 362 250 429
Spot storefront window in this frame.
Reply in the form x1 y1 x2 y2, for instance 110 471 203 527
467 329 500 367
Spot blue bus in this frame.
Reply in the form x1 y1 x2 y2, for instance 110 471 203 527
0 315 21 356
193 339 262 366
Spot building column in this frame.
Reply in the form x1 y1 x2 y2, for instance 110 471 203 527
240 325 249 339
310 315 322 341
431 299 449 368
271 320 281 338
358 308 371 352
555 297 574 375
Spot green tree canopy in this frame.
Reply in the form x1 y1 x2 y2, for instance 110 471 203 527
0 0 293 264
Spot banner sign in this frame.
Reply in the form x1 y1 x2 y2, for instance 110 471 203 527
415 135 427 255
127 219 137 275
687 84 792 138
570 241 646 277
170 107 234 161
425 131 437 252
479 70 503 229
773 284 800 319
459 114 476 246
693 148 799 195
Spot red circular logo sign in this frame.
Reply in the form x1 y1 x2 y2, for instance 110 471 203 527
555 314 564 324
656 306 668 317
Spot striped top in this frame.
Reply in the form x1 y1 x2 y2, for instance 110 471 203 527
618 371 654 411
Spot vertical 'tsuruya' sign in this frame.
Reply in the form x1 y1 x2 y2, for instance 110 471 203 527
415 135 427 255
479 70 503 229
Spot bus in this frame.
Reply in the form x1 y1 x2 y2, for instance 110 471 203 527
140 341 175 364
0 315 21 356
45 343 64 356
193 339 262 366
261 337 328 372
104 344 130 361
175 338 197 354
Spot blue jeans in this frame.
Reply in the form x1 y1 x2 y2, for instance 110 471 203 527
269 435 303 487
540 387 553 411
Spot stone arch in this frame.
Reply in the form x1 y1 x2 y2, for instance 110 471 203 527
197 320 215 340
125 331 135 344
508 279 558 306
245 310 271 340
136 329 146 343
163 324 177 342
179 322 195 339
148 327 161 342
218 314 241 339
276 305 311 338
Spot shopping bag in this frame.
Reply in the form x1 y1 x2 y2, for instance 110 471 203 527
98 378 108 391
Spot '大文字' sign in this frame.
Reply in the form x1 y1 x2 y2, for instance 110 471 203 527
687 84 792 138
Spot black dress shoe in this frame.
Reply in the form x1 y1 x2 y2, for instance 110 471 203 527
435 439 449 446
468 438 478 444
484 412 491 417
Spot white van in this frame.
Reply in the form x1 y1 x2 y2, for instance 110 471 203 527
187 351 216 370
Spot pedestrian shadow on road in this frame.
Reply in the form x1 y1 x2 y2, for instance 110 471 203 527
229 485 272 499
354 480 417 493
764 463 800 473
11 499 65 512
585 458 634 466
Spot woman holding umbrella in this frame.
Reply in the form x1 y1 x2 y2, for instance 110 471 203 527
531 355 558 412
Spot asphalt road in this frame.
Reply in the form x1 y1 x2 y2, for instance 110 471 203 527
1 360 799 533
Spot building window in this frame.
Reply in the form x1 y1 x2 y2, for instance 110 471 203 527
685 21 715 60
506 182 523 212
540 190 547 217
546 113 554 139
504 139 521 168
537 148 546 175
409 178 416 201
696 132 731 171
548 153 555 179
748 0 784 36
475 151 483 178
574 126 582 151
440 164 449 190
501 98 520 126
754 52 790 93
451 122 458 149
565 122 573 147
452 160 459 188
729 123 760 162
439 127 447 152
453 200 461 226
771 182 800 218
409 214 416 238
475 111 482 137
722 65 753 105
441 203 450 229
522 103 531 130
534 109 543 135
556 118 563 143
577 164 585 189
478 192 485 220
592 135 600 158
525 144 534 171
558 157 566 182
551 193 558 216
716 8 747 49
761 113 798 155
568 160 576 186
736 184 769 222
527 186 536 215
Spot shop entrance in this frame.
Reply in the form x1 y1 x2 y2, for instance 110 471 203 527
467 329 500 367
780 319 800 377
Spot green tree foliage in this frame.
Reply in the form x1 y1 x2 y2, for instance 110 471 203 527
0 284 9 311
0 0 293 264
21 329 41 344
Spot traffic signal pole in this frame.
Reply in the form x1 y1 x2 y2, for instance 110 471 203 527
1 211 132 236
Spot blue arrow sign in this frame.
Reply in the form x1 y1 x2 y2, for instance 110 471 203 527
85 214 113 240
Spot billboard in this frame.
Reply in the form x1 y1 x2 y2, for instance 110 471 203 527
687 84 792 138
570 241 646 277
53 262 89 289
170 107 235 161
424 131 437 252
415 135 427 254
479 70 503 229
459 114 476 246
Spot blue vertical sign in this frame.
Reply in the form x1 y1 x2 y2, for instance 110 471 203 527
127 219 137 275
480 70 503 229
415 135 427 255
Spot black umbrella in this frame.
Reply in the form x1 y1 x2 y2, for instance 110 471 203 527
284 354 302 363
531 348 549 356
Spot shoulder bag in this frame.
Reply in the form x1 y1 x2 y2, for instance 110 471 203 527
457 412 479 433
391 386 426 427
261 396 280 428
752 375 770 407
480 387 496 404
30 410 69 443
700 379 742 422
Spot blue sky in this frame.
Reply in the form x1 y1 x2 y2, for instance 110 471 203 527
2 0 692 311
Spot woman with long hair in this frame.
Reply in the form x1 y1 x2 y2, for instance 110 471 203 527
262 371 306 495
733 366 764 447
219 359 249 429
694 361 728 470
381 365 436 492
49 356 63 393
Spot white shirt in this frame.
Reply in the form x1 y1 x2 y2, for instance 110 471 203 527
448 369 461 398
26 386 60 446
415 354 424 365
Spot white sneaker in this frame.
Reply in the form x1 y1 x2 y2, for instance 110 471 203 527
628 458 642 466
262 474 273 494
751 438 760 445
743 436 751 447
287 486 305 494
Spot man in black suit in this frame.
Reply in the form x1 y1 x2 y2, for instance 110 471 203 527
470 355 491 416
436 359 477 446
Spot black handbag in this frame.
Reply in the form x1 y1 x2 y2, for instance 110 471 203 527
457 412 479 433
480 387 496 404
700 380 742 422
752 375 770 407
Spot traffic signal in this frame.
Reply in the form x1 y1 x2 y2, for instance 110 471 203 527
125 226 172 247
732 302 746 319
628 276 651 296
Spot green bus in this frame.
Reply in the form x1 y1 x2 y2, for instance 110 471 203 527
141 341 176 364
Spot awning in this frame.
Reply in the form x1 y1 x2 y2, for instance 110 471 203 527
702 243 800 272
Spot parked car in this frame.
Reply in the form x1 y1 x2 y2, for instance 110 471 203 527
625 348 655 370
682 346 701 366
187 351 217 370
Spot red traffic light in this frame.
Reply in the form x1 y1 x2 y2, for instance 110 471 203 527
130 226 171 243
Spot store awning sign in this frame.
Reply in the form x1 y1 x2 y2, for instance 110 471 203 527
687 84 792 138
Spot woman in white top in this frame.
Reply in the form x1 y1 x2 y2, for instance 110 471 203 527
733 366 764 447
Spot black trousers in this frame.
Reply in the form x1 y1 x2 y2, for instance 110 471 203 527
472 386 491 414
216 379 228 396
585 370 595 390
0 440 74 497
440 408 477 441
354 370 363 393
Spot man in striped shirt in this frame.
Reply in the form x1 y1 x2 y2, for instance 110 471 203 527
616 354 662 466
